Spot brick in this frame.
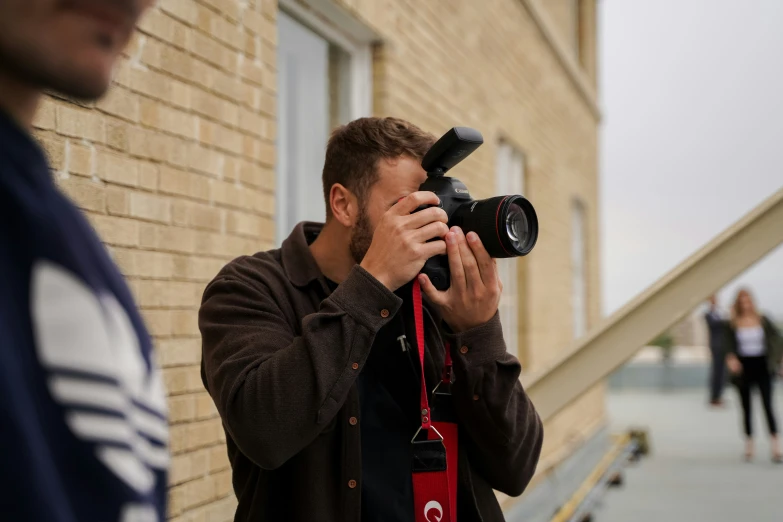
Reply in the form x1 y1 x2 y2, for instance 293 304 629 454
205 497 238 522
169 395 197 423
58 177 105 212
156 339 201 367
128 127 167 162
139 163 160 191
106 186 130 215
201 0 241 22
98 150 139 187
134 280 201 308
140 223 196 253
208 446 230 474
138 8 190 49
187 145 225 178
182 476 216 510
38 134 66 172
140 98 198 139
191 31 235 73
192 89 239 127
68 142 93 177
34 99 56 130
213 470 232 498
238 161 273 189
106 119 130 151
242 8 264 35
195 392 217 420
172 255 226 282
129 192 171 223
240 59 265 87
56 104 105 142
226 210 262 238
160 0 198 25
163 365 204 395
199 120 243 155
168 481 186 518
237 109 263 138
171 309 201 336
160 166 212 201
141 309 173 337
210 12 243 51
134 249 176 278
162 42 198 81
170 448 209 485
97 86 139 121
90 215 139 247
187 418 222 451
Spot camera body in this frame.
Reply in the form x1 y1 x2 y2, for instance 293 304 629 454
419 127 539 291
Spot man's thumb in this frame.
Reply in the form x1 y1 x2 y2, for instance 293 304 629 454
418 274 442 303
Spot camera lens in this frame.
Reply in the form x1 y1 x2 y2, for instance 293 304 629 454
506 202 529 250
450 195 538 258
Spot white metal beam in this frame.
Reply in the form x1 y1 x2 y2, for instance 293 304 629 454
523 186 783 422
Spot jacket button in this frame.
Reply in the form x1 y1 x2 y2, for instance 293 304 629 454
473 394 480 401
380 309 390 318
349 417 358 426
351 362 359 370
348 479 357 489
459 346 469 355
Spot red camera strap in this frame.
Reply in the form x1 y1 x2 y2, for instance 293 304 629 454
412 279 457 522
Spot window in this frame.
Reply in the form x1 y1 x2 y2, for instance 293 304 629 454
496 143 525 358
276 7 373 244
571 200 588 339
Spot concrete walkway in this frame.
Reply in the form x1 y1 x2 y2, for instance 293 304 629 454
593 385 783 522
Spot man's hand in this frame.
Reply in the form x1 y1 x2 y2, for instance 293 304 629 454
360 192 449 291
418 227 502 332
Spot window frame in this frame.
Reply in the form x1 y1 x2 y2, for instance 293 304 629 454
275 0 374 244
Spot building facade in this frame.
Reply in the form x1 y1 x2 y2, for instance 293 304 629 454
33 0 602 518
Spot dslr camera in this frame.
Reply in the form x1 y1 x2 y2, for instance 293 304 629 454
419 127 539 290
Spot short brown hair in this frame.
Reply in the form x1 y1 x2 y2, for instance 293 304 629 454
322 117 436 217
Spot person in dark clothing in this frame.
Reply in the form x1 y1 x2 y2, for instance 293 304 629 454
199 117 544 522
704 294 728 406
724 289 783 463
0 2 167 521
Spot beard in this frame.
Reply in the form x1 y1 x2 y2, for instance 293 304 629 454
349 204 374 264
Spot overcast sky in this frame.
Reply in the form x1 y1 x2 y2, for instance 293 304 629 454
599 0 783 319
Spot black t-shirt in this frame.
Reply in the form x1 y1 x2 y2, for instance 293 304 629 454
325 278 420 521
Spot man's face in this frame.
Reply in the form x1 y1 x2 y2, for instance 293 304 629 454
0 0 151 100
349 156 428 263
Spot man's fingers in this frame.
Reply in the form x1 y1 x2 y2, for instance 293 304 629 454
394 191 441 215
407 206 448 229
466 232 497 285
421 239 447 258
455 228 481 288
445 230 466 292
413 221 450 242
418 274 446 305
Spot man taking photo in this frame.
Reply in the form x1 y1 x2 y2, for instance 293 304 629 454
199 117 543 521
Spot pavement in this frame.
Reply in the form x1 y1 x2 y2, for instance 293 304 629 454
593 384 783 522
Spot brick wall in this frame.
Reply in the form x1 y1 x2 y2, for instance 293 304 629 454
34 0 602 517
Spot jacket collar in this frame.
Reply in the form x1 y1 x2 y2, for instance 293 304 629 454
281 222 327 288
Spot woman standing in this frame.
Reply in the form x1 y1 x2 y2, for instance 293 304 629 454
724 289 783 462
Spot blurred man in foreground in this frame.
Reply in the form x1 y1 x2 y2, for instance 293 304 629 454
0 1 168 520
199 117 543 521
705 294 728 406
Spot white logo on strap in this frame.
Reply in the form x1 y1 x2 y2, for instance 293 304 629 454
424 500 443 522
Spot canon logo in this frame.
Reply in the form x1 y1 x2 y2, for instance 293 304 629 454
424 501 443 522
455 189 470 194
